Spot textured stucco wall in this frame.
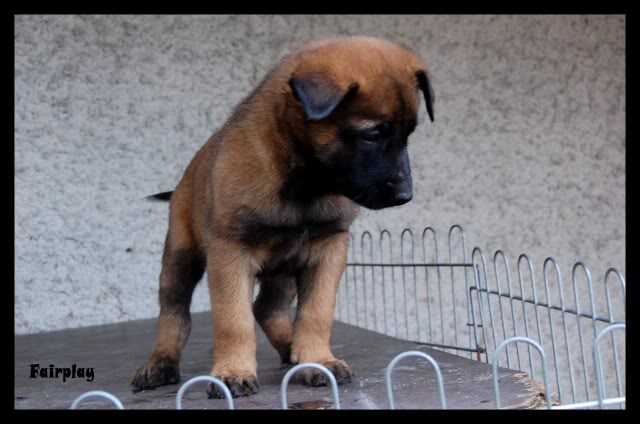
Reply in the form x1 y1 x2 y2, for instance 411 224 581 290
15 15 625 335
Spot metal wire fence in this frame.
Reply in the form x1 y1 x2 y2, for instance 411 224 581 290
334 225 625 409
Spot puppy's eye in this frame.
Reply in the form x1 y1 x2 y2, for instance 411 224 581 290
359 131 380 143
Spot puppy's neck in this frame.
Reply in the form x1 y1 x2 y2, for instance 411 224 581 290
279 158 333 205
224 69 337 206
275 120 337 205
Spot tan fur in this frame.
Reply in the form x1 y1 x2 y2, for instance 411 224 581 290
290 232 350 363
132 36 432 397
208 238 260 379
253 275 297 361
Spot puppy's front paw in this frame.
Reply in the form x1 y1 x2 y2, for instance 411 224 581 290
300 359 353 387
207 374 259 399
131 356 180 391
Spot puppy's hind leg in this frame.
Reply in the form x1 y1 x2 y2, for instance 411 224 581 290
253 273 297 366
131 223 205 391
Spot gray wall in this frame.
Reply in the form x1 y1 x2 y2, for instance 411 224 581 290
15 15 625 335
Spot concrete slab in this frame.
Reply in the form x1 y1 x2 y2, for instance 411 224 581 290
15 312 542 409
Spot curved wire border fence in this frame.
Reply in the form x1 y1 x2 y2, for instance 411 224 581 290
69 323 624 410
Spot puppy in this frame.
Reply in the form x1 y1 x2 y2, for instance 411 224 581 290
131 36 435 398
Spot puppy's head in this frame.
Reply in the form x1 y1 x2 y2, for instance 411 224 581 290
287 36 435 210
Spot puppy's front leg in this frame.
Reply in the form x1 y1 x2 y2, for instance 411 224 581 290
291 232 353 386
206 239 260 399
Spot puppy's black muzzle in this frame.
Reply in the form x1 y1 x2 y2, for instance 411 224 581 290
385 178 413 206
381 172 413 207
355 174 413 210
382 146 414 207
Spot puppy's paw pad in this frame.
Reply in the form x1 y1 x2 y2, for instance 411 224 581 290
130 358 180 391
300 359 353 387
207 375 259 399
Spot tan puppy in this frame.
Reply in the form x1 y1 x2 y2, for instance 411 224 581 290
131 36 435 398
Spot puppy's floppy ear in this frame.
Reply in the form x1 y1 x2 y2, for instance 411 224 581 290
416 70 435 123
289 72 359 121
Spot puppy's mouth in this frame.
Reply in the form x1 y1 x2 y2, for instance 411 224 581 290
348 185 414 210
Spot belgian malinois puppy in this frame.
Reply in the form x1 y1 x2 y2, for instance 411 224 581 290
131 36 435 398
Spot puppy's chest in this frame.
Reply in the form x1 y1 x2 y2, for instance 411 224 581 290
237 211 347 249
229 201 355 276
252 215 344 279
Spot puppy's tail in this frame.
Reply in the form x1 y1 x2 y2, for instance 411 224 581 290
146 191 173 202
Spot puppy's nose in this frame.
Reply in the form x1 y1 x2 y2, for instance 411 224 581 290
394 187 413 203
385 180 413 204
